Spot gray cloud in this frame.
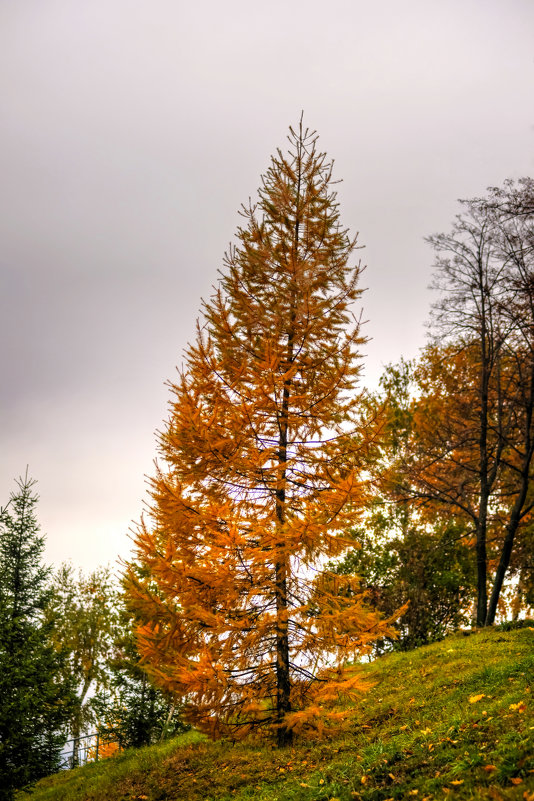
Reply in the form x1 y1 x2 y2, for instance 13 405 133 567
1 0 533 569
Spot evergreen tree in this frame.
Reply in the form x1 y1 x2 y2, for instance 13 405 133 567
126 119 397 746
0 474 75 800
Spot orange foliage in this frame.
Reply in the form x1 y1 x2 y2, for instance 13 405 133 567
125 119 399 744
87 736 120 762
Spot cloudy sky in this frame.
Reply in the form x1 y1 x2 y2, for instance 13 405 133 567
1 0 533 573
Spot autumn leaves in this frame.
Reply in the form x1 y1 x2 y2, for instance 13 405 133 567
124 121 534 748
125 120 397 743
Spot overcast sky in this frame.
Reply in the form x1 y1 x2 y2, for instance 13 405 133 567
1 0 533 574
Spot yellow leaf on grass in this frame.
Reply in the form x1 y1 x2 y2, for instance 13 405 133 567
361 775 369 785
509 702 527 713
451 779 464 785
469 693 485 704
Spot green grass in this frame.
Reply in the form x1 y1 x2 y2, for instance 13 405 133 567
19 627 534 801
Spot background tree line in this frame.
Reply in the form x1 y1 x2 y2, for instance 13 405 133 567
0 475 184 801
334 178 534 648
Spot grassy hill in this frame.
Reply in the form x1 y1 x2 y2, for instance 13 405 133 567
20 626 534 801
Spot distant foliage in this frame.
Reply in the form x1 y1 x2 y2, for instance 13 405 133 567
92 599 188 749
48 563 120 765
334 512 475 652
423 179 534 625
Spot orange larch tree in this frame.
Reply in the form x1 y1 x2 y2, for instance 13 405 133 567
125 119 397 746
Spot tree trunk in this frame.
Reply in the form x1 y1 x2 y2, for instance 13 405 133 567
274 369 293 747
476 274 492 626
486 439 534 625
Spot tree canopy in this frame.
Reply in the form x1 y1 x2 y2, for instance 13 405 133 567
125 119 398 746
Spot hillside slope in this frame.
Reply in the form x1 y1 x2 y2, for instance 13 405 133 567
20 626 534 801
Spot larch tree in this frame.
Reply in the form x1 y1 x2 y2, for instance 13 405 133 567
125 120 397 746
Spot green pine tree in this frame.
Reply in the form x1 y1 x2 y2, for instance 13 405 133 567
0 473 75 800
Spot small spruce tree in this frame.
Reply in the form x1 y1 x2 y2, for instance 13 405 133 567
126 119 397 746
0 474 75 800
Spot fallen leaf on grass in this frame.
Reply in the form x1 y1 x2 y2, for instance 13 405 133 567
523 791 534 801
510 777 523 785
469 693 485 704
451 779 464 785
483 765 497 772
509 702 527 713
361 775 369 785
